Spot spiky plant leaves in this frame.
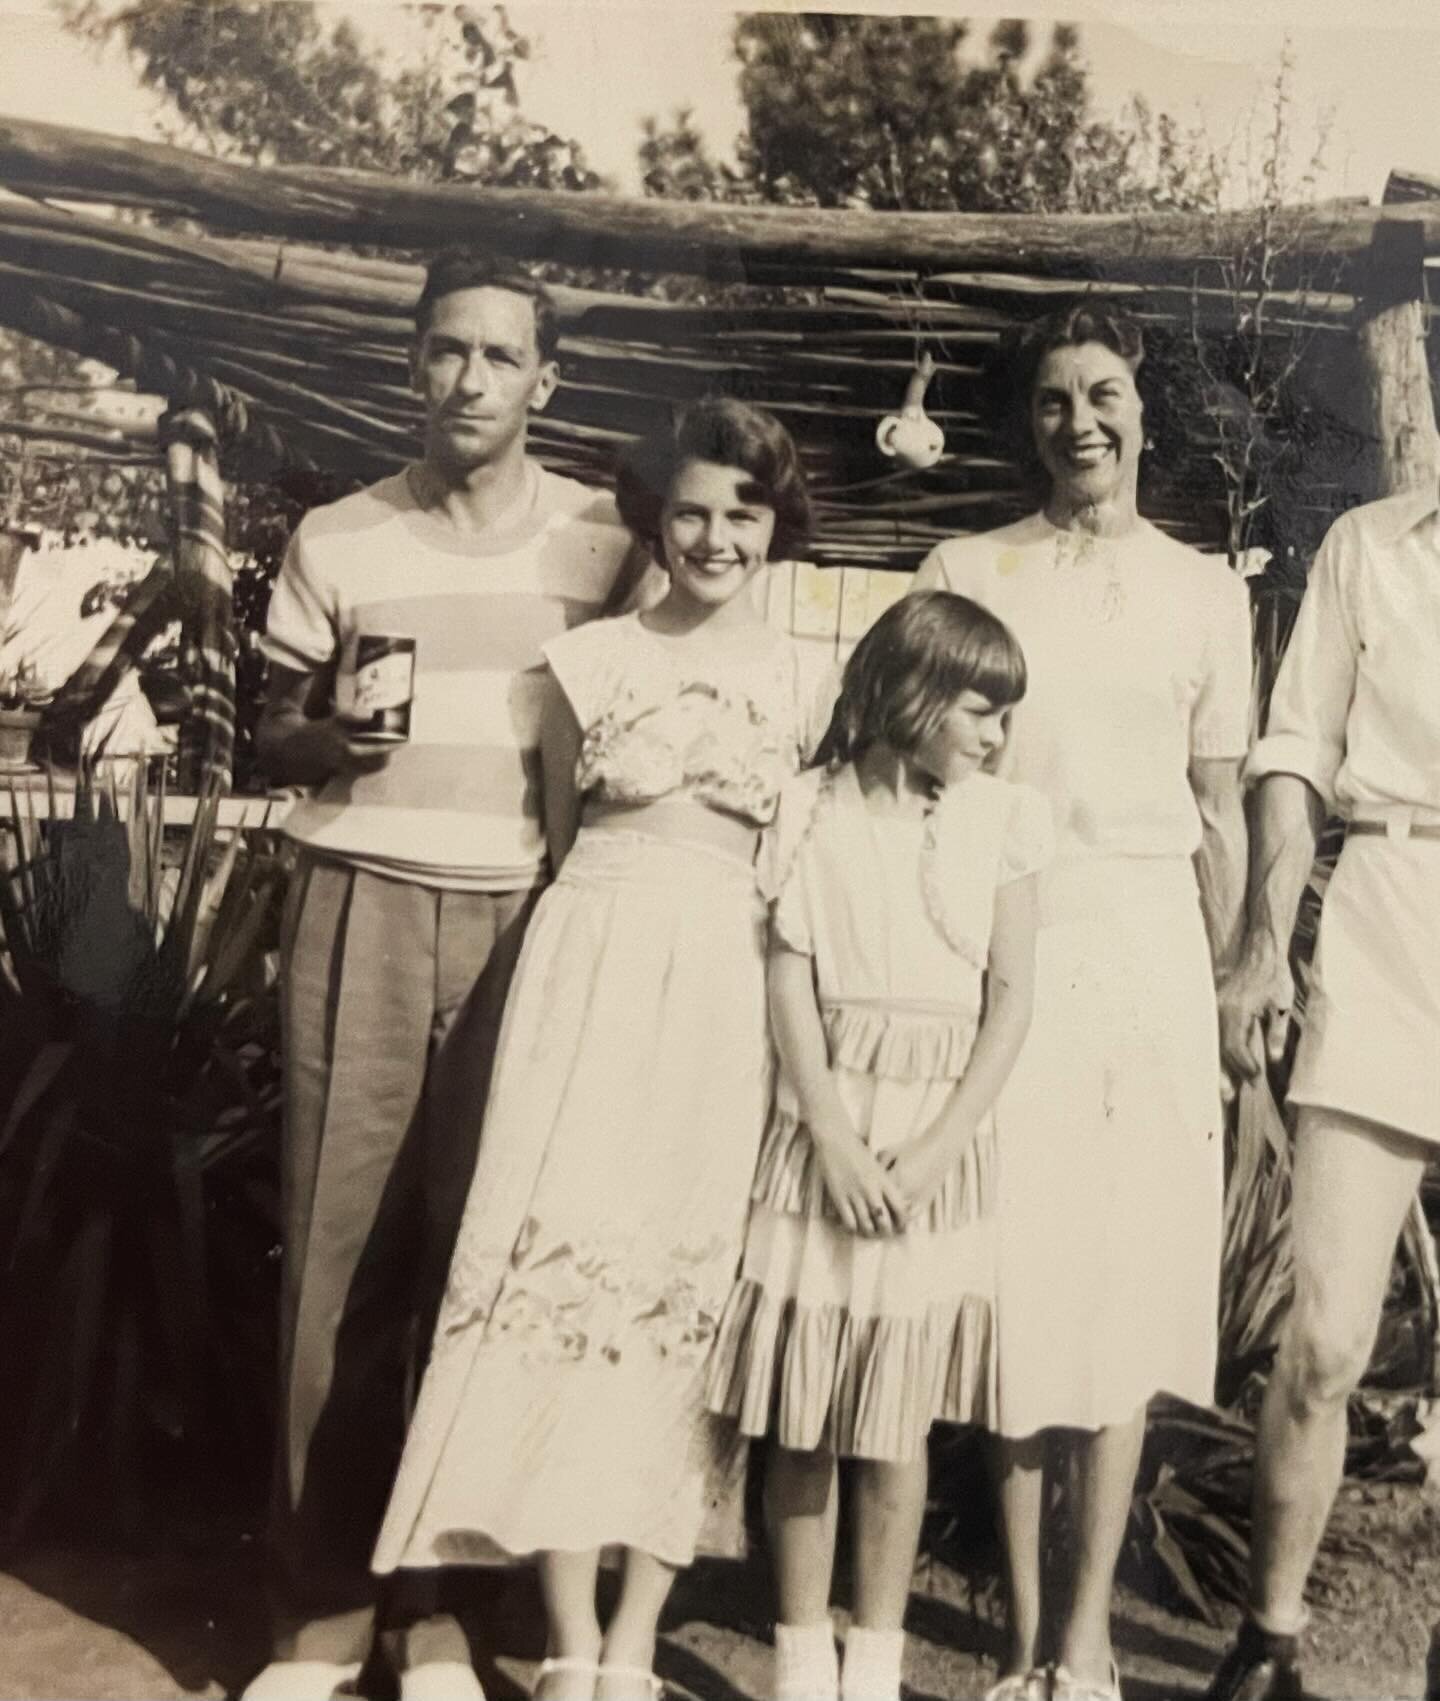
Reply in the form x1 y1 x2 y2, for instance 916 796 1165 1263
1139 1466 1231 1624
0 765 287 1542
0 1040 75 1161
1216 1077 1294 1407
8 1095 80 1267
1132 1398 1257 1615
5 1206 113 1543
1395 1197 1440 1393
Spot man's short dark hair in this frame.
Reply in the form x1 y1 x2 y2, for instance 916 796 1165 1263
413 249 560 363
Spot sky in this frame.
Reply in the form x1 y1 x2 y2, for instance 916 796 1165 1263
0 0 1436 203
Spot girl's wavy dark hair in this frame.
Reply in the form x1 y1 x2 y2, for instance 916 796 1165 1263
815 590 1027 768
615 397 812 564
990 300 1148 494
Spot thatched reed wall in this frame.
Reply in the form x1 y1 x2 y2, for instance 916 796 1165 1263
0 119 1434 571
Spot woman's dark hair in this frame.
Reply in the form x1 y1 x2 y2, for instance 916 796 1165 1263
413 248 560 362
615 398 812 564
815 590 1027 768
991 300 1147 491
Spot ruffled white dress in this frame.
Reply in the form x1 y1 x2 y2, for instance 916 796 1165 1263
372 613 831 1573
706 764 1053 1462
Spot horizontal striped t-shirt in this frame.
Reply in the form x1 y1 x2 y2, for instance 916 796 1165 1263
261 463 636 890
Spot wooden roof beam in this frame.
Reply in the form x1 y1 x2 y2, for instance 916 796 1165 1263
3 115 1439 283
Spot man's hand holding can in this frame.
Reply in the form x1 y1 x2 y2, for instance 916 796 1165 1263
346 635 416 744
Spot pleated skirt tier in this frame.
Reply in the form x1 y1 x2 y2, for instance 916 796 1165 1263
707 995 997 1464
372 828 769 1573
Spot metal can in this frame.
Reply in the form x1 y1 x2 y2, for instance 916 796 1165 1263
347 634 415 743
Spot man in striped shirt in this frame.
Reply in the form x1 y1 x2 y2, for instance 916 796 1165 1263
244 251 644 1701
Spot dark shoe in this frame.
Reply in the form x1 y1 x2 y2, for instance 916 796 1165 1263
1204 1619 1305 1701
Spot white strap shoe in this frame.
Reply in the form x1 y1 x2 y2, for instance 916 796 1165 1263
1052 1661 1122 1701
984 1671 1053 1701
531 1656 599 1698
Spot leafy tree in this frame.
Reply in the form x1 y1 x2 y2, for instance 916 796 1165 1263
639 108 754 205
641 15 1222 215
57 0 603 188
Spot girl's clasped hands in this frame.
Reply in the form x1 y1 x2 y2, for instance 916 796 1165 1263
814 1115 983 1236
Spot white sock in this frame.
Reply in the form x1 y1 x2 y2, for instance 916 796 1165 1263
840 1626 905 1701
400 1660 486 1701
240 1662 363 1701
775 1621 840 1701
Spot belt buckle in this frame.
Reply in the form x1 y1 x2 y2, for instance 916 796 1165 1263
1386 815 1411 842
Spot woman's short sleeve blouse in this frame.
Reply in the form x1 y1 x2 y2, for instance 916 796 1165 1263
916 515 1253 861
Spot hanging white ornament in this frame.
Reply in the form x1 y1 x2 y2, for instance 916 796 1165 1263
875 351 945 471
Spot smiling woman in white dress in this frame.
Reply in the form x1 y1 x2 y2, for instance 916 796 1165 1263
371 399 831 1701
914 305 1253 1701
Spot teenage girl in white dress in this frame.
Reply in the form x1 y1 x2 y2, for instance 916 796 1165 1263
372 399 830 1701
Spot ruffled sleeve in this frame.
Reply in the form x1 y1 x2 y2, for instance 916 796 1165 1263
917 776 1052 968
792 642 841 762
758 769 827 954
540 617 623 731
1000 783 1055 883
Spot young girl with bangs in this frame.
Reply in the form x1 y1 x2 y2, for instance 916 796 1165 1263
706 591 1053 1701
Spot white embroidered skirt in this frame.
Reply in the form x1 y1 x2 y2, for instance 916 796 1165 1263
992 858 1224 1438
372 829 768 1573
1290 833 1440 1144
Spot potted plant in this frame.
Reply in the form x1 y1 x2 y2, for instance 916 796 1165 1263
0 658 49 769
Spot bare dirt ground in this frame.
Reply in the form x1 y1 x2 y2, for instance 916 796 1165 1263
0 1478 1435 1701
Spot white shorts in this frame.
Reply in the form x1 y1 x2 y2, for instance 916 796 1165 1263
1290 833 1440 1143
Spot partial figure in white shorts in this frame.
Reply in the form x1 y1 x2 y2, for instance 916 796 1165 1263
1206 482 1440 1701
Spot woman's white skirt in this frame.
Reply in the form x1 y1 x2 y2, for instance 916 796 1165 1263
993 857 1223 1439
1290 833 1440 1144
372 828 768 1573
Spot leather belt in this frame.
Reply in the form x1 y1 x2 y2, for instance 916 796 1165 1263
1347 820 1440 841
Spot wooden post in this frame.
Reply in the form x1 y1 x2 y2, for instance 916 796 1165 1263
1352 218 1439 497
